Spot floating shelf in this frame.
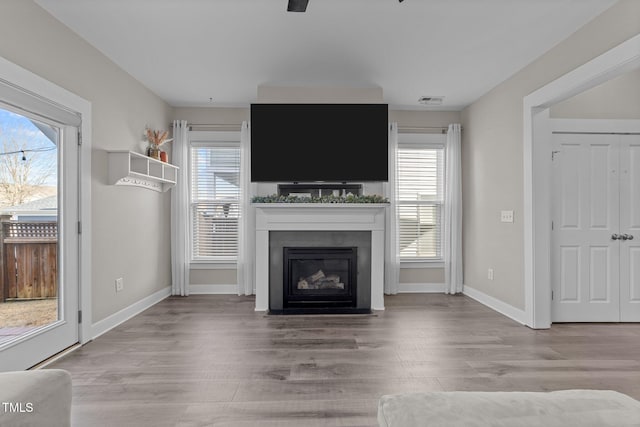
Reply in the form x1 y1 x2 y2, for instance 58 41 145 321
108 150 178 192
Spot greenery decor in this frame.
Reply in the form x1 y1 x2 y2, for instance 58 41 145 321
251 194 389 204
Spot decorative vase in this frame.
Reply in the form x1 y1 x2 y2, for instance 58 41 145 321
147 145 160 160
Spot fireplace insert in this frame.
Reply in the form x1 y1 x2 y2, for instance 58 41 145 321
283 247 358 313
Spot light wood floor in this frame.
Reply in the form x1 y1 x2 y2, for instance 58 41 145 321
48 294 640 426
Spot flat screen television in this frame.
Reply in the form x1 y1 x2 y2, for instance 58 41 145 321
250 103 388 182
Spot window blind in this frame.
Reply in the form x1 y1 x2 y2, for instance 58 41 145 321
190 145 240 261
397 146 444 260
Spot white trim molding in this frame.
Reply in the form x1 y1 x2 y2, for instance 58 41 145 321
79 101 92 345
190 263 237 270
91 286 171 340
463 285 526 325
523 33 640 329
400 261 444 269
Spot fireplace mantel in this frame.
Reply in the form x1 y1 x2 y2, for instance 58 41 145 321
253 203 387 311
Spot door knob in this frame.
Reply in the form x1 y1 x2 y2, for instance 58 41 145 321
612 234 620 240
623 234 634 241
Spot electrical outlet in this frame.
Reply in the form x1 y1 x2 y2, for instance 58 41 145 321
115 277 124 292
488 268 494 281
501 210 514 223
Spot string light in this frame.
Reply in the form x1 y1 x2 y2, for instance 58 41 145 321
0 146 56 160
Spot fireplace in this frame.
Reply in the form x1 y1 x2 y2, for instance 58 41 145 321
283 247 357 311
254 204 386 312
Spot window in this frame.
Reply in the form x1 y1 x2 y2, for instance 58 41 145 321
190 141 240 262
397 135 445 261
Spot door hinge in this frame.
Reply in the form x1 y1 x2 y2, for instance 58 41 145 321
552 150 560 161
78 310 82 323
551 291 554 301
78 129 83 146
551 221 554 231
78 221 82 234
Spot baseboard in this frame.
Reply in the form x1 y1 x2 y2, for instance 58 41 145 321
398 283 446 293
463 285 526 325
91 286 171 340
189 284 237 294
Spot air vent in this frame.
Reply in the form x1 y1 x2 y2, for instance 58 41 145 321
418 96 444 106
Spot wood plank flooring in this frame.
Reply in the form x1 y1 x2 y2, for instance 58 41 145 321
48 294 640 426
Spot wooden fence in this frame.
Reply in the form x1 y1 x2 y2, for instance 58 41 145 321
1 221 58 301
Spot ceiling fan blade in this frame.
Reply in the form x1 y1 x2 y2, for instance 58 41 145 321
287 0 309 12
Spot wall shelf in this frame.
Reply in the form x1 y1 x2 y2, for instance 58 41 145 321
108 150 178 192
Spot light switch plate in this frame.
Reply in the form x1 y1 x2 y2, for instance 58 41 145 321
501 210 514 223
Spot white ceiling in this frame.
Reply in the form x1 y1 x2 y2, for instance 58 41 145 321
35 0 618 110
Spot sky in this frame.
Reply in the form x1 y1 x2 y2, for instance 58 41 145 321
0 107 57 187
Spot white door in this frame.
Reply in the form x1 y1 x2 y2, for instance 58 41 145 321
552 133 640 322
0 109 79 371
619 135 640 321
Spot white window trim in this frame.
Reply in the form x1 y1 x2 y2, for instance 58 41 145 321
401 260 444 269
188 130 241 267
397 133 446 266
190 262 237 270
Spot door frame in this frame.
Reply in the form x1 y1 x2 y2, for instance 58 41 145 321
0 56 92 352
524 33 640 328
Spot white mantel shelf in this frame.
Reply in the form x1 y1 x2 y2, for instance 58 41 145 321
253 203 387 312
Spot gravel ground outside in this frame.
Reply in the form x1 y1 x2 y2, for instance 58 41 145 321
0 299 57 328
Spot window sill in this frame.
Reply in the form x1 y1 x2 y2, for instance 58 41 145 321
190 262 237 270
400 261 444 269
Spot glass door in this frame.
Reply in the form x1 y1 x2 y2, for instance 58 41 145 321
0 105 79 371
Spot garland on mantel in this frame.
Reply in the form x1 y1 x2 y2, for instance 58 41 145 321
251 194 389 204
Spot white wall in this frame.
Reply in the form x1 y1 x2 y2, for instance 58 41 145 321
0 0 173 322
461 0 640 310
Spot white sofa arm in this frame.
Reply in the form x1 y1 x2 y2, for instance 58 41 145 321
0 369 72 427
378 390 640 427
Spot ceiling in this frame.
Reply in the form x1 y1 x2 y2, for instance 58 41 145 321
35 0 618 110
